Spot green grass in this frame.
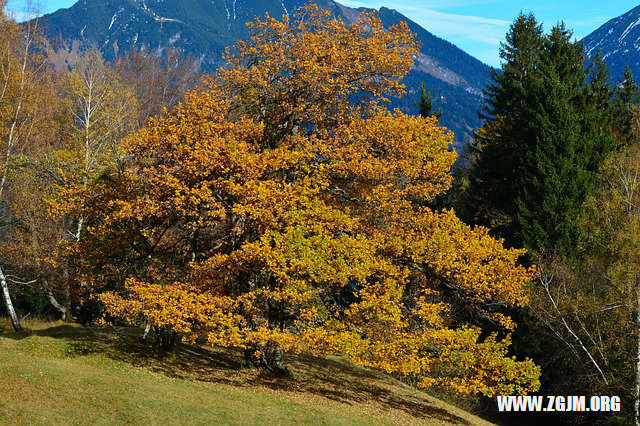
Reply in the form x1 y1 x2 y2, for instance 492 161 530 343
0 319 491 425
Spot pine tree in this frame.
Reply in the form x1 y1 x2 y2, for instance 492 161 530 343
616 65 640 107
614 65 640 142
461 18 617 256
482 13 544 120
583 50 616 172
515 24 589 254
459 13 544 245
588 50 613 108
415 82 442 119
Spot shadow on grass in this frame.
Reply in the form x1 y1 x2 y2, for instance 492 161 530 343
3 324 470 425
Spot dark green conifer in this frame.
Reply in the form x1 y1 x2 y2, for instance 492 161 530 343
515 24 589 254
583 50 616 171
615 65 640 107
458 13 544 245
415 82 442 119
614 65 640 141
461 19 618 256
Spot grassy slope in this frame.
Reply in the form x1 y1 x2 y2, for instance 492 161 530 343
0 320 492 425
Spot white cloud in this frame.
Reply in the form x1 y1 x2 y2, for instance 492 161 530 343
467 34 503 45
340 0 510 48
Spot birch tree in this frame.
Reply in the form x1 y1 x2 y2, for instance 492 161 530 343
60 48 136 192
581 140 640 425
531 121 640 422
45 49 137 316
0 1 50 331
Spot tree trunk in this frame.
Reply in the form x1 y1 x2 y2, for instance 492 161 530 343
541 272 609 385
244 343 290 377
44 282 68 322
0 266 22 332
154 327 177 351
143 324 151 340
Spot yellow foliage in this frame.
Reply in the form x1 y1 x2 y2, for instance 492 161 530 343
70 3 539 397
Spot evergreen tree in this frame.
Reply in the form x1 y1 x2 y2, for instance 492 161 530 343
415 82 442 119
458 13 544 245
582 50 616 172
588 50 613 108
515 24 590 254
482 13 545 120
615 65 640 107
614 65 640 141
461 18 617 256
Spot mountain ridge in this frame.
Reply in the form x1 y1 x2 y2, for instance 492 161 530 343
583 4 640 80
36 0 493 145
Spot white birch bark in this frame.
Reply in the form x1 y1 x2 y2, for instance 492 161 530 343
0 265 21 332
44 281 68 322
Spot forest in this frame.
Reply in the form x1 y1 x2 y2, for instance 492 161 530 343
1 1 639 425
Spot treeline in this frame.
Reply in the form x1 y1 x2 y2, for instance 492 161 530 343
457 14 640 423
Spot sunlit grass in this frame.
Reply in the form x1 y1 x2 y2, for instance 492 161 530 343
0 321 490 425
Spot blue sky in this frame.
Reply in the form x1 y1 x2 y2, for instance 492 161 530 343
5 0 640 66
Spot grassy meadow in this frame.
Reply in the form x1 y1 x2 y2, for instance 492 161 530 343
0 320 491 425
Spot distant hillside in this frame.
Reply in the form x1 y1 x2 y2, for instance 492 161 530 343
36 0 493 146
584 4 640 81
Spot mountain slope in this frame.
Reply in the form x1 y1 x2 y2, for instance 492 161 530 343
374 7 489 146
37 0 492 146
583 4 640 81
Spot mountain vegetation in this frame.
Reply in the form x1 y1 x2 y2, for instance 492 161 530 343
35 0 492 146
458 11 640 424
459 14 620 256
56 5 538 397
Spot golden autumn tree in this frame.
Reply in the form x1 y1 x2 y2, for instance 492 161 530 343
0 2 56 331
67 5 540 396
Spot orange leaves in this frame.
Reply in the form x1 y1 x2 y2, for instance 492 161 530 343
213 4 418 141
411 329 540 397
371 205 533 315
105 278 245 345
70 3 540 397
327 111 456 207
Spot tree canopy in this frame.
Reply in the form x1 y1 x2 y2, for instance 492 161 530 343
57 5 540 396
461 15 623 256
